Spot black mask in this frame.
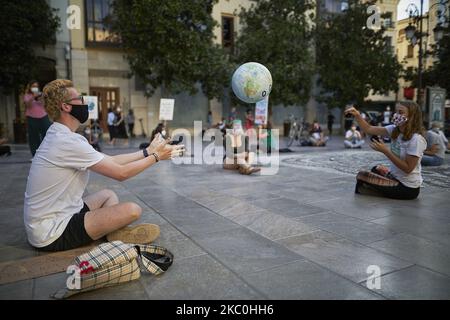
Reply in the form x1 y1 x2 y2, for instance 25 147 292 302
67 104 89 124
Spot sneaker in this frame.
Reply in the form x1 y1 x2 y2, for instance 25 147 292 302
106 224 160 244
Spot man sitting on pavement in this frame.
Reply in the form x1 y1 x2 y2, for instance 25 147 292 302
24 79 184 252
344 124 365 149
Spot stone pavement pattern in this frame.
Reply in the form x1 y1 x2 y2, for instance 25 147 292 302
0 137 449 300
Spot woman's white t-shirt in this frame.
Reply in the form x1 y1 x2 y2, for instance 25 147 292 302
24 122 104 248
384 125 427 188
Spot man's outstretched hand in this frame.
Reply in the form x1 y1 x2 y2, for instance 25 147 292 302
149 134 185 160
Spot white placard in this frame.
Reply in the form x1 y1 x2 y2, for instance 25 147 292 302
255 96 269 125
84 96 98 120
159 99 175 121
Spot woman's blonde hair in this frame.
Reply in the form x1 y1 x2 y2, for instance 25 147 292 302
42 79 73 120
391 100 425 141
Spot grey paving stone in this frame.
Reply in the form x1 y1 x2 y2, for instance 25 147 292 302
310 197 393 221
72 279 149 300
368 266 450 300
297 212 398 245
250 197 326 218
277 230 413 283
33 272 67 300
370 214 450 247
0 279 33 300
162 210 239 237
152 223 207 260
141 254 264 300
368 233 450 277
243 260 383 300
230 210 317 240
192 227 303 275
0 245 37 263
216 201 267 219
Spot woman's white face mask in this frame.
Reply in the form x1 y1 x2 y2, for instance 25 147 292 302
31 87 39 94
392 113 408 126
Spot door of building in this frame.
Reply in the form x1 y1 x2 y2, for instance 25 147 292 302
89 87 120 132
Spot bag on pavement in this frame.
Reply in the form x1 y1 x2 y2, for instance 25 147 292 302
53 240 173 299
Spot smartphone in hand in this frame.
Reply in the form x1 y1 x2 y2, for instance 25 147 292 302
168 136 183 145
370 135 381 142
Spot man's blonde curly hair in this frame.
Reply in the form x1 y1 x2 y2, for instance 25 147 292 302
42 79 74 120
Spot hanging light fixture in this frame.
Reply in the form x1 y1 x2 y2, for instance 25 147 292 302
405 23 417 40
433 23 445 41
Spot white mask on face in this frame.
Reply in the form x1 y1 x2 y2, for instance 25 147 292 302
392 113 408 126
161 130 166 137
31 87 39 94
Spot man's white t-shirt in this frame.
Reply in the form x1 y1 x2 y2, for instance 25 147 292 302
384 125 427 188
24 122 104 248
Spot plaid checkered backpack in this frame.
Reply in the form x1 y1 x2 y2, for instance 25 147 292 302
53 241 173 299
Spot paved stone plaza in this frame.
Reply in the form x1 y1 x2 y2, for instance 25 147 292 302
0 137 449 300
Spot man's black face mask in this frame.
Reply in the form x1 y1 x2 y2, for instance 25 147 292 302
68 104 89 124
64 96 89 124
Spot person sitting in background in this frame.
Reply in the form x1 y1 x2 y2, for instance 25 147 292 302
0 138 11 157
140 123 167 150
257 121 274 155
421 122 447 166
151 123 166 142
83 120 102 152
223 120 260 175
344 124 365 149
431 122 449 152
309 121 328 146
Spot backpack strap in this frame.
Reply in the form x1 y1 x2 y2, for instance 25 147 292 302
134 244 174 275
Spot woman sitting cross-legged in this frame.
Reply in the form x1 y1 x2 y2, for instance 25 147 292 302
223 120 260 175
345 101 427 200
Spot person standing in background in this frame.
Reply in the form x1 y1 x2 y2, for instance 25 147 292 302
383 106 392 126
207 110 213 129
23 80 52 157
229 107 237 123
107 108 116 145
126 109 135 138
244 109 254 131
114 107 129 146
327 111 335 137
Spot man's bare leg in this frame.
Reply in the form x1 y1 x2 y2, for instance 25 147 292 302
83 189 159 244
84 202 142 240
83 189 119 210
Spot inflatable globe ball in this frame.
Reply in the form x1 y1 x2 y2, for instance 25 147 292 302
231 62 272 104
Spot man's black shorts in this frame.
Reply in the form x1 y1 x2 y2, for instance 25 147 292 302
38 203 94 252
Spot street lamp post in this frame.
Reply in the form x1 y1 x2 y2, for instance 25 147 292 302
404 0 449 107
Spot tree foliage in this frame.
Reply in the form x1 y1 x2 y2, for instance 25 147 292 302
235 0 316 107
0 0 60 94
111 0 231 99
315 0 403 108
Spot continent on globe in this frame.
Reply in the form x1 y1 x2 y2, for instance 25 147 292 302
232 62 272 104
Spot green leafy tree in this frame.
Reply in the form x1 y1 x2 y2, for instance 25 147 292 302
315 0 402 109
111 0 231 99
0 0 60 116
235 0 316 108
